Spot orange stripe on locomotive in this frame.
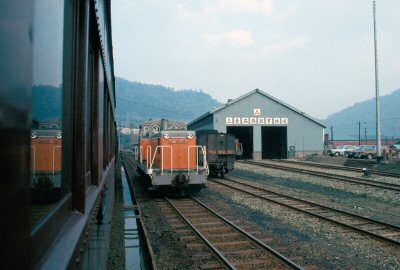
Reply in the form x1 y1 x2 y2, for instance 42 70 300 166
31 136 62 173
143 136 198 171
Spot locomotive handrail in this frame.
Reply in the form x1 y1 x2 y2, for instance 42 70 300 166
202 146 209 176
149 145 173 175
187 145 207 175
31 146 36 178
133 146 139 161
146 146 152 169
52 145 61 175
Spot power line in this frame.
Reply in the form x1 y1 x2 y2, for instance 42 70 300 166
328 116 400 127
116 96 187 116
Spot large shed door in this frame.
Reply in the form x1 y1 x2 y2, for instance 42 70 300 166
262 126 287 159
226 126 253 159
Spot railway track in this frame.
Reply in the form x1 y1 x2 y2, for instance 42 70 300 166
273 159 400 178
158 197 305 270
210 176 400 247
239 160 400 192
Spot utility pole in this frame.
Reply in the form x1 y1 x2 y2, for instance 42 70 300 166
365 127 368 145
373 1 382 162
358 121 361 146
330 126 334 143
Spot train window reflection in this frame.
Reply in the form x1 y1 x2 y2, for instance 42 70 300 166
30 0 66 229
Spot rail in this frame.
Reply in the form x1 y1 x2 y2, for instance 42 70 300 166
165 197 303 270
165 197 236 270
274 159 400 178
240 160 400 192
211 176 400 247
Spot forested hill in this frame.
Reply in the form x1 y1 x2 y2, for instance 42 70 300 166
324 89 400 138
115 77 221 127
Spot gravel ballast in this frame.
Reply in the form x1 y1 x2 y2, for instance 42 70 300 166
200 182 400 270
123 154 400 269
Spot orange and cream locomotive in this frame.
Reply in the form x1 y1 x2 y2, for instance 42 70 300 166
136 119 208 195
30 122 63 202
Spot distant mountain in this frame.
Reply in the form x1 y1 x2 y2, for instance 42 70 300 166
116 77 221 127
32 84 62 126
324 89 400 139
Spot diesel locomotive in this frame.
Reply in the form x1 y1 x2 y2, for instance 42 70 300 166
30 123 63 203
136 119 208 196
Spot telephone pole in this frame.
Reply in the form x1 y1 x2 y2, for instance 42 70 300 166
358 121 361 146
364 127 368 145
330 126 334 142
373 1 382 162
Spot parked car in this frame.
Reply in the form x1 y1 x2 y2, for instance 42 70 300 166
346 145 366 158
354 145 377 159
328 145 358 157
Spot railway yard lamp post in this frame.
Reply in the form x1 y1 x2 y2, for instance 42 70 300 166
373 1 382 163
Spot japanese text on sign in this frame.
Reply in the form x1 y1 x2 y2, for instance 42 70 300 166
226 117 288 125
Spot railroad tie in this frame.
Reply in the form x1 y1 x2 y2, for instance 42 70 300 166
213 240 251 247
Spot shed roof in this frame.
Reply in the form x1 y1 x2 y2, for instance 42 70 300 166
188 89 326 127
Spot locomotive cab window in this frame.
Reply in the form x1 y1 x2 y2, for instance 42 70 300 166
30 0 68 230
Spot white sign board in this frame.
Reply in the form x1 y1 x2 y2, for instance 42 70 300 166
233 117 241 124
225 113 288 126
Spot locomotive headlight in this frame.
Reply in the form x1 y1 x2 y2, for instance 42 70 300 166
56 131 62 139
31 131 38 139
163 133 170 139
187 132 194 139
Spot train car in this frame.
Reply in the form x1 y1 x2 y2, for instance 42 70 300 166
196 130 239 178
1 1 118 269
137 119 208 196
30 125 62 203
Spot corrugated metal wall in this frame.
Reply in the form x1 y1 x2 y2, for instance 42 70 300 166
190 91 324 159
188 114 214 131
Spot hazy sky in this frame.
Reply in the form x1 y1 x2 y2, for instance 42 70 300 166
112 0 400 119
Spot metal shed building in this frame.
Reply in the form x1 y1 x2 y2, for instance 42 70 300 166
188 89 326 160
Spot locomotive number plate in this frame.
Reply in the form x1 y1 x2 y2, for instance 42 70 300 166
169 139 186 144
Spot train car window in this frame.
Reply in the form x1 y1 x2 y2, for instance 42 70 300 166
85 45 94 189
103 87 109 168
108 102 112 162
30 0 67 230
98 65 105 172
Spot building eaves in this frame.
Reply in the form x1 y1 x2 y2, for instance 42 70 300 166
187 111 211 126
210 89 326 128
